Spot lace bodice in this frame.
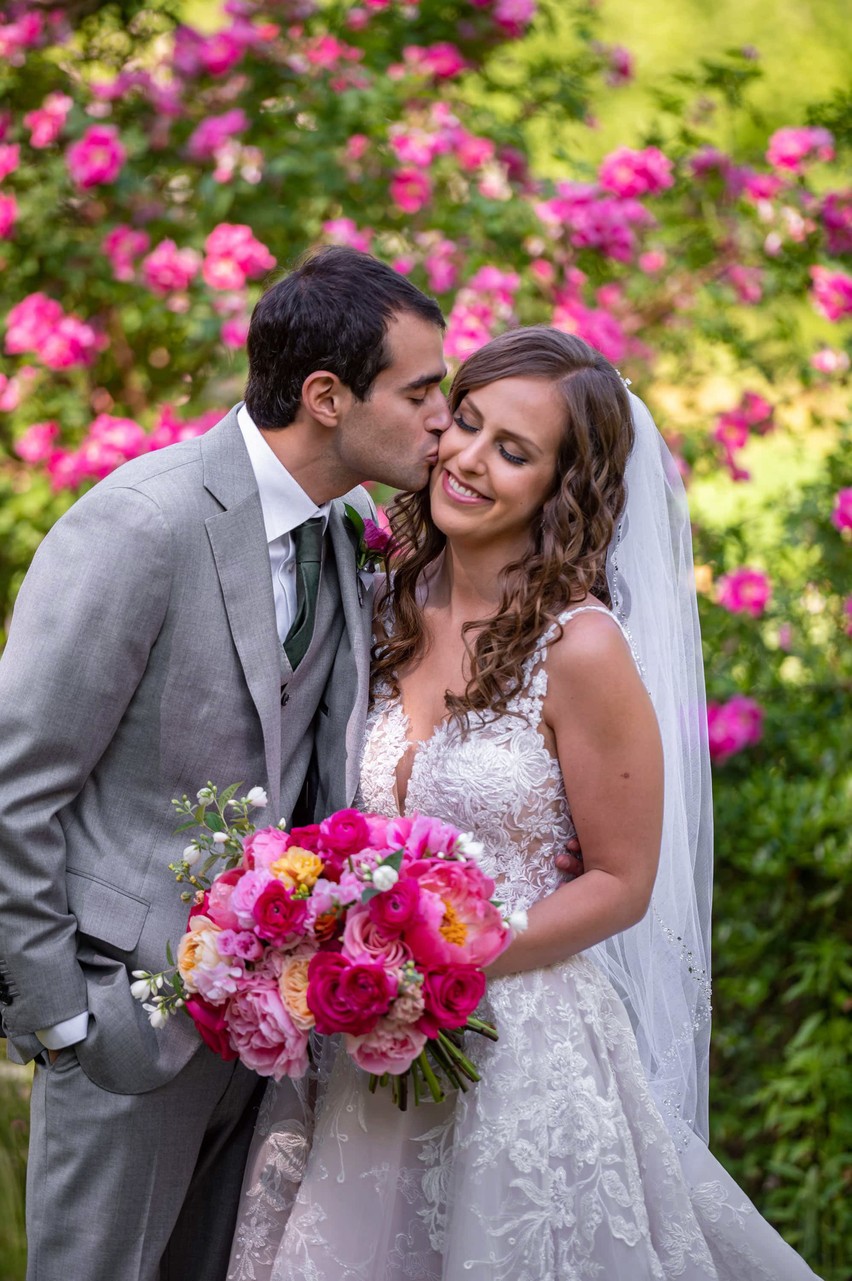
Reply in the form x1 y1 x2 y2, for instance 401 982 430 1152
356 605 630 914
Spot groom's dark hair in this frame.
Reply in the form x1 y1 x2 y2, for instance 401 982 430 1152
244 245 445 428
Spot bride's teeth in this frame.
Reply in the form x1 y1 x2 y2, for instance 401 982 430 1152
448 474 482 499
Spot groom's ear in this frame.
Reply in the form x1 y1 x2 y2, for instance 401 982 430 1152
301 370 352 429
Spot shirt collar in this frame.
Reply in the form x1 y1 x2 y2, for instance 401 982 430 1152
237 403 330 544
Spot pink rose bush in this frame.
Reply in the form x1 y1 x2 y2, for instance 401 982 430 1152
707 696 764 764
134 785 517 1104
716 568 772 617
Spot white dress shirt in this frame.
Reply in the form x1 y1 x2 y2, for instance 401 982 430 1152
237 403 331 643
37 405 330 1054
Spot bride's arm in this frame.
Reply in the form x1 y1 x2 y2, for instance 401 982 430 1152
486 613 663 978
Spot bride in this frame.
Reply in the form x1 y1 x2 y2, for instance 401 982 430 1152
228 327 821 1280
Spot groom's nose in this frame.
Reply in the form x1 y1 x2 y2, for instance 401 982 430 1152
427 395 452 435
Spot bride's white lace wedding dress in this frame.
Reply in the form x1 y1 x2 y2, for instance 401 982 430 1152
227 606 821 1281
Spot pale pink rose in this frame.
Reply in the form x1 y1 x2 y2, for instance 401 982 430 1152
142 240 201 295
177 915 243 1001
810 266 852 322
831 488 852 532
403 41 468 80
389 168 432 215
14 421 59 464
243 826 290 870
322 217 373 252
598 146 674 198
66 125 126 189
717 568 772 617
344 1017 426 1074
341 905 412 967
638 250 667 274
345 133 369 161
24 92 73 148
202 223 275 290
221 316 249 348
75 414 148 478
216 928 264 961
230 868 274 928
227 982 310 1079
0 193 17 239
766 126 834 174
811 346 849 376
726 265 763 305
0 143 20 182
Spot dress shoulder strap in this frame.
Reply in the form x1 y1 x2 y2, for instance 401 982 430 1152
535 604 645 684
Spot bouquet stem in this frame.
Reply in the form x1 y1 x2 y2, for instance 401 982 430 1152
436 1030 481 1083
416 1050 445 1103
465 1015 499 1041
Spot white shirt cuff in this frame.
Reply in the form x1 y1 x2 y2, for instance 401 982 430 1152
35 1011 89 1050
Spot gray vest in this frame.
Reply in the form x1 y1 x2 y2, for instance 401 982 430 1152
277 537 346 825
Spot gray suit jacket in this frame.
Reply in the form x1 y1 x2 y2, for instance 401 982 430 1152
0 406 373 1092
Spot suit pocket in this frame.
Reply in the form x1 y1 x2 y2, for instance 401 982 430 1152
66 868 150 952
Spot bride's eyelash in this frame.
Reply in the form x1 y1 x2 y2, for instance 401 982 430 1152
454 413 527 466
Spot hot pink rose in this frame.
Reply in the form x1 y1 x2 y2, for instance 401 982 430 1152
243 826 290 870
831 488 852 532
716 568 772 618
142 239 201 295
252 881 308 946
707 696 764 763
389 167 432 215
14 421 58 464
66 124 126 189
419 965 487 1037
185 995 238 1061
368 876 421 934
226 982 309 1079
307 953 395 1036
598 145 674 198
285 823 324 853
766 126 834 174
319 808 370 856
810 266 852 322
344 1018 427 1075
342 905 411 967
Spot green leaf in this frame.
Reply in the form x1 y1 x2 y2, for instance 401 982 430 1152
165 940 174 967
206 811 225 833
344 502 365 540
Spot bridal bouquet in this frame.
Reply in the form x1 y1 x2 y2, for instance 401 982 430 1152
133 783 524 1107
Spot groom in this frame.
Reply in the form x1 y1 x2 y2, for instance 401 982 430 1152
0 246 451 1281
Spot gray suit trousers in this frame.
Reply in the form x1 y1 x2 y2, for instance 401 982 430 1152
26 1045 266 1281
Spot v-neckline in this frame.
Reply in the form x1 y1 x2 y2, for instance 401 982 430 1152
390 696 454 815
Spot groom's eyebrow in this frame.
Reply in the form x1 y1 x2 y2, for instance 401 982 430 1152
401 368 448 391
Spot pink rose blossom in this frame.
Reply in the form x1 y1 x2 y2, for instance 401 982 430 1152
205 867 247 931
342 904 411 967
0 11 44 63
811 347 849 376
185 995 238 1059
322 217 373 252
0 193 17 239
831 488 852 532
24 92 73 149
102 225 150 283
707 696 764 763
202 223 276 290
726 265 763 305
252 881 308 946
75 414 148 479
230 868 274 927
402 41 468 80
766 126 834 174
142 240 201 295
389 167 432 215
14 421 59 464
405 860 507 968
598 42 633 87
244 827 291 871
345 133 369 161
598 146 674 198
820 190 852 256
810 266 852 322
717 568 772 617
0 143 20 182
221 316 250 348
66 124 126 189
638 250 667 274
319 808 371 857
494 0 537 37
187 108 248 161
307 953 396 1036
419 965 486 1036
344 1018 427 1075
227 981 310 1079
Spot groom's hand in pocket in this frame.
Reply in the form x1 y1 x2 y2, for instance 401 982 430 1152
555 837 584 879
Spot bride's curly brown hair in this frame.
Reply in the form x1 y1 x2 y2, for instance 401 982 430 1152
371 326 635 722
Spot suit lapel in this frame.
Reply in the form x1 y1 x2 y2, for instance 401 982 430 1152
201 410 282 818
328 503 372 802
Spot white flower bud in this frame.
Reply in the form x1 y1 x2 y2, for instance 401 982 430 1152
196 787 214 802
148 1007 168 1030
372 864 400 892
456 832 484 859
183 844 201 866
245 786 268 809
130 979 152 1001
213 831 228 845
508 909 529 934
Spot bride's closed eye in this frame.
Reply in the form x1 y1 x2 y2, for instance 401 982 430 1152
453 413 527 466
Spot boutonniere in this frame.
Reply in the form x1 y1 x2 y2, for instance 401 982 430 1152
344 503 395 574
